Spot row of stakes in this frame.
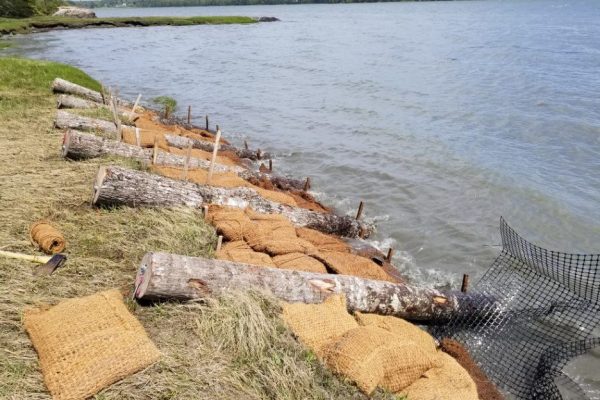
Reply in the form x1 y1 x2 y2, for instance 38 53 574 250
121 95 472 294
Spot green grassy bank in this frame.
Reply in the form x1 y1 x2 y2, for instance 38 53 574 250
0 57 397 399
0 15 257 35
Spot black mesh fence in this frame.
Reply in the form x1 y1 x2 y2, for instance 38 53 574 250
432 217 600 399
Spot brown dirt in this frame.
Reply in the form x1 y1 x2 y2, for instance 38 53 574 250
440 338 505 400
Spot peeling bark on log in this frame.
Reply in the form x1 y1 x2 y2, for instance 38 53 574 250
52 78 133 107
164 133 271 161
52 78 105 103
93 165 374 238
55 110 135 135
63 130 241 174
57 94 102 109
135 252 495 323
56 95 140 121
64 130 309 193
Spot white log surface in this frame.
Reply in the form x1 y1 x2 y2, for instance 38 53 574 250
135 252 495 323
93 165 373 238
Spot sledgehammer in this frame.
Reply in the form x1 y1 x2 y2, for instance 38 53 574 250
0 250 66 276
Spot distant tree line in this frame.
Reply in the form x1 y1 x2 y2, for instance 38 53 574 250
72 0 410 8
1 0 64 17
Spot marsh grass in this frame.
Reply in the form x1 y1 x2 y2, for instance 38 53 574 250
0 15 257 35
0 57 398 399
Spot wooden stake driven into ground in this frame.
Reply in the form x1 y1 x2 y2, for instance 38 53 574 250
134 252 496 323
130 94 142 119
92 165 374 238
206 128 222 185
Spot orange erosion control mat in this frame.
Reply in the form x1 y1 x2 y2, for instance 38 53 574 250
282 295 479 400
23 289 160 400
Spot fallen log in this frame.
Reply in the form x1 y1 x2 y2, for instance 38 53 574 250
63 130 241 174
165 133 271 161
55 110 135 135
65 130 306 192
134 253 495 323
52 78 105 103
93 165 373 238
57 95 140 121
52 78 133 107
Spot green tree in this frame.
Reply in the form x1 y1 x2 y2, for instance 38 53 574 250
0 0 36 17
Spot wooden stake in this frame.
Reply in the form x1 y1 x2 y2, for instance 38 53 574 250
206 128 222 185
152 137 158 165
187 105 192 125
386 248 395 262
202 205 209 219
304 177 311 191
130 94 141 119
269 159 273 172
356 201 364 220
205 115 209 131
182 143 192 181
109 88 122 141
135 127 141 147
244 140 249 150
216 235 223 252
257 148 262 160
461 274 470 293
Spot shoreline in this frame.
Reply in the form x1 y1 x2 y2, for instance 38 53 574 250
0 15 270 36
0 56 409 399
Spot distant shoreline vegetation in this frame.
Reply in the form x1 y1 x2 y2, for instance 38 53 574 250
0 16 258 35
74 0 429 8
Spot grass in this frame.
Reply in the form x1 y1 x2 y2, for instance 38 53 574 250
0 15 258 35
0 56 398 399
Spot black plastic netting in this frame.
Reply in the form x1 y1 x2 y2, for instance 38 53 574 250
432 217 600 399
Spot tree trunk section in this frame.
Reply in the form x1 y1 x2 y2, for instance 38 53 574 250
164 133 271 161
93 165 373 238
52 78 133 107
63 130 240 174
64 130 308 191
56 95 140 120
52 78 105 103
135 252 495 323
57 94 102 109
55 110 133 136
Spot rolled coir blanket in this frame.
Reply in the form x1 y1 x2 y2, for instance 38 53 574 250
30 221 66 254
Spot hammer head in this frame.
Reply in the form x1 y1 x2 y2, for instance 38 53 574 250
34 254 67 276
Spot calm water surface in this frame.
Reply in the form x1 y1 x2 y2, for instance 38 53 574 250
5 0 600 394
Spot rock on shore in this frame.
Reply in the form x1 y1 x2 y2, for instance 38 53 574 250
53 6 96 18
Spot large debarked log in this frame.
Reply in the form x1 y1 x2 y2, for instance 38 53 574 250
52 78 133 107
52 78 105 103
165 133 271 162
63 130 242 174
65 130 308 192
135 253 495 323
55 110 135 135
93 165 373 238
57 95 140 121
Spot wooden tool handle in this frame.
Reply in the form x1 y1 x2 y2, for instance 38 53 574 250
0 250 51 264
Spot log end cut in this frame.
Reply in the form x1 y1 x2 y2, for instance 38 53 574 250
92 165 107 206
135 252 153 299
